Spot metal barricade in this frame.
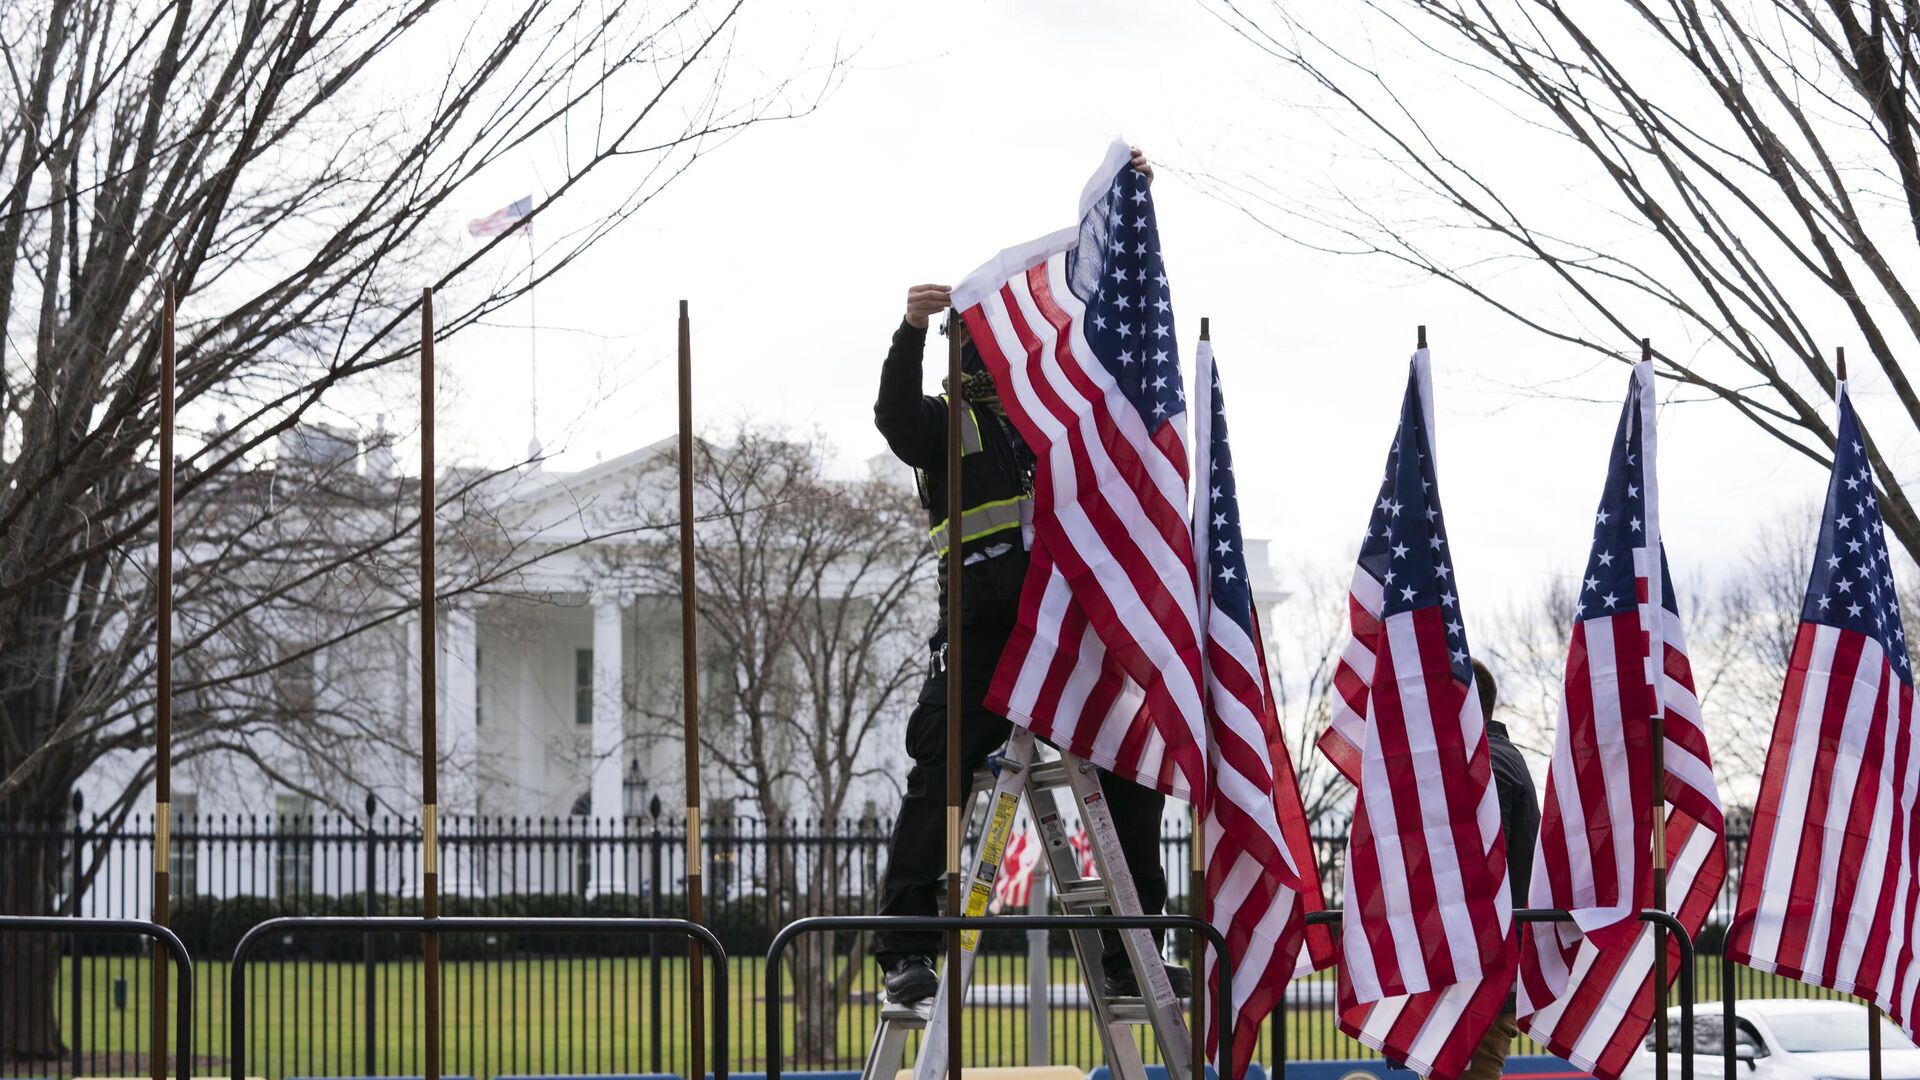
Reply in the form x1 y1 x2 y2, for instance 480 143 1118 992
1292 908 1696 1080
0 914 195 1080
228 916 728 1080
763 913 1232 1080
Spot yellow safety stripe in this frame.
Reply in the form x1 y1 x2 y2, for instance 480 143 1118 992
930 495 1029 556
938 395 984 456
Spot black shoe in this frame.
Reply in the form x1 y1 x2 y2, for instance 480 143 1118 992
883 956 938 1005
1104 962 1193 999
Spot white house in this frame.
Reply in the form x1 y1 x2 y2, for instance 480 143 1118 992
79 422 1287 900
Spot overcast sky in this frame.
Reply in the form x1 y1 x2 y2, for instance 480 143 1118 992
429 0 1844 617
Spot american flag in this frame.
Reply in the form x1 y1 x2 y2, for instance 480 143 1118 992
990 826 1043 912
1320 349 1516 1080
467 195 532 238
1193 339 1335 1078
956 141 1207 801
1516 362 1727 1079
1728 378 1920 1030
1069 824 1098 878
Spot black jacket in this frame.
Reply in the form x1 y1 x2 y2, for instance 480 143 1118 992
1487 718 1540 907
874 319 1031 637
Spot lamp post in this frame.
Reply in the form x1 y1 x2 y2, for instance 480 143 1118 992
623 761 648 819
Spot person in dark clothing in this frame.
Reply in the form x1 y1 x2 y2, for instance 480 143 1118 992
871 199 1186 1004
1463 657 1542 1080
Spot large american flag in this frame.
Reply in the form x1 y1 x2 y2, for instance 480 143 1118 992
1320 350 1516 1080
1193 339 1335 1077
1728 379 1920 1030
1517 362 1727 1079
956 141 1207 801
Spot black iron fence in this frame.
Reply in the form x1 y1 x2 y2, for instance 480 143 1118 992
0 810 1856 1079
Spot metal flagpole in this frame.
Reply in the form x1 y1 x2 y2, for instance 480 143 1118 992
1645 338 1670 1080
152 283 176 1080
1834 346 1884 1080
679 300 707 1080
946 308 966 1080
1192 317 1210 1080
420 287 442 1080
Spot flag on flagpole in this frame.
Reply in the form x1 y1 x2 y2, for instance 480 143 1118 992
1192 337 1335 1078
468 195 532 238
1320 349 1516 1080
955 140 1207 802
1727 378 1920 1029
1516 362 1727 1079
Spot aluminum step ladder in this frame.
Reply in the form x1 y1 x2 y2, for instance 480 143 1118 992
862 728 1192 1080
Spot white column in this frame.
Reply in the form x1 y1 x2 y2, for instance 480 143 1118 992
589 596 628 894
444 607 479 813
442 606 479 895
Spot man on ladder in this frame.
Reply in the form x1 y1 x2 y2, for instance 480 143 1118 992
869 149 1189 1008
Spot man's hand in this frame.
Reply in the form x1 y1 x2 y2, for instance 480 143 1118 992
1130 146 1154 185
904 284 952 330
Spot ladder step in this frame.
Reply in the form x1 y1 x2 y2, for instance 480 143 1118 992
1027 759 1072 788
1106 998 1153 1025
1055 883 1113 909
879 999 934 1025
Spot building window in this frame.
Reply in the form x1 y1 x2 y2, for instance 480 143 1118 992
475 645 484 727
274 650 316 723
575 649 593 726
274 794 314 899
169 792 199 898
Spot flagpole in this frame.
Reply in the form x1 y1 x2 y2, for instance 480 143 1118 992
152 283 175 1080
678 300 707 1080
1642 338 1671 1080
420 287 441 1080
1191 317 1210 1080
945 308 966 1080
1833 346 1883 1080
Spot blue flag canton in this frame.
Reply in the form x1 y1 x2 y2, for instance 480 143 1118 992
1203 363 1255 634
1359 365 1472 680
1804 393 1911 681
1067 163 1182 429
1578 382 1655 622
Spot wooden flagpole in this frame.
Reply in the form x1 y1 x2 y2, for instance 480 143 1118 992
1645 337 1670 1080
152 284 175 1080
420 287 441 1080
946 309 966 1080
1192 317 1210 1080
1835 347 1883 1080
679 300 707 1080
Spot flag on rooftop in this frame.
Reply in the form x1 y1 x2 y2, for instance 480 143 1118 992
468 195 532 238
1192 337 1335 1078
1728 376 1920 1032
1319 349 1516 1080
1516 362 1727 1079
955 140 1207 802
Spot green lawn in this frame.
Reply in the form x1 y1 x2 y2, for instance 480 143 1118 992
8 953 1866 1079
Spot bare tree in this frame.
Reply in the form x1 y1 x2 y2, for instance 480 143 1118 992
1266 559 1370 829
0 0 839 1057
605 423 931 1061
1202 0 1920 558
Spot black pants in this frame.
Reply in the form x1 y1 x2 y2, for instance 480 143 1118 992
874 645 1170 974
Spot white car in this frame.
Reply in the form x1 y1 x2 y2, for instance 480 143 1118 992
1622 998 1920 1080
